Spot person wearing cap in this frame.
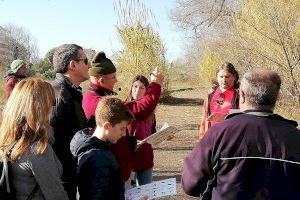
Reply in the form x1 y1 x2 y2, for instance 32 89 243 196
4 59 29 99
50 44 90 200
82 51 164 183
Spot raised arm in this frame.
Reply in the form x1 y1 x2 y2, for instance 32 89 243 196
126 67 164 120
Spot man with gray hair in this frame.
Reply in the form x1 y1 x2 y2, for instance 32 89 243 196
50 44 90 200
182 68 300 200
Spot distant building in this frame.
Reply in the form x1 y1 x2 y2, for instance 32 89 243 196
0 26 14 67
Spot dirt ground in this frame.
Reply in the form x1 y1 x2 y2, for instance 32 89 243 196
152 87 205 200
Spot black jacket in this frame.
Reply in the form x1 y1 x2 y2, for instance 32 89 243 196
70 128 125 200
182 110 300 200
50 73 88 186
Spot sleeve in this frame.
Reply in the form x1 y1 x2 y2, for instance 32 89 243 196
4 77 17 98
50 98 69 157
199 98 208 139
126 82 161 121
88 155 124 200
181 133 216 197
89 166 112 199
50 97 67 131
30 146 69 200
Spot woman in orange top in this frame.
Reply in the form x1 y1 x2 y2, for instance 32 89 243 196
199 62 240 139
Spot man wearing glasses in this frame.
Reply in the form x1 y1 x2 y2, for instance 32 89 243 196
82 51 164 185
50 44 90 200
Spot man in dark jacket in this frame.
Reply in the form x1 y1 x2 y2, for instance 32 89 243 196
70 97 134 200
50 44 90 200
182 69 300 200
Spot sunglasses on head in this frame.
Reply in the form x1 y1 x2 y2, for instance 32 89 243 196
216 93 225 105
74 57 89 65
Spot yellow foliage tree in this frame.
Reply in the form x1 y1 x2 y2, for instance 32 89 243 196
198 49 222 87
233 0 300 101
114 0 168 98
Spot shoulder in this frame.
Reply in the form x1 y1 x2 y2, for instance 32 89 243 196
5 75 18 84
20 144 55 165
81 148 118 168
83 90 103 101
52 79 73 103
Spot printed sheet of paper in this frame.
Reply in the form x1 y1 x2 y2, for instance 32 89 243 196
206 112 227 122
145 123 178 147
125 178 177 200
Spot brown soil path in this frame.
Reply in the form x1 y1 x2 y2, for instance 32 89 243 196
152 87 205 200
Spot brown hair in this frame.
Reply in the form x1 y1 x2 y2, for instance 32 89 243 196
127 75 149 101
95 97 134 127
215 62 239 88
0 77 55 161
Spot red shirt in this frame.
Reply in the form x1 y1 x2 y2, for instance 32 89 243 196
210 86 236 126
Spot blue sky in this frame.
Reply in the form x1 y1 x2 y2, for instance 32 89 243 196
0 0 183 61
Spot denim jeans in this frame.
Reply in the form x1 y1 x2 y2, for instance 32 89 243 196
134 168 153 186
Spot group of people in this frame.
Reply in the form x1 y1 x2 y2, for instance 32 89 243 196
0 43 300 200
1 44 162 200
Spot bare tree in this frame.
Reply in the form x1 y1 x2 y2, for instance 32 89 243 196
3 23 39 67
170 0 238 38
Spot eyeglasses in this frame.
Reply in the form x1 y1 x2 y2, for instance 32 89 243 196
74 58 89 65
102 75 117 80
216 93 225 105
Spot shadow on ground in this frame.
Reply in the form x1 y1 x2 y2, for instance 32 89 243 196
177 124 199 130
160 96 203 106
154 147 193 151
159 87 204 106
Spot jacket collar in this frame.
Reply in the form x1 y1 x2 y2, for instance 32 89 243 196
56 73 82 92
89 82 116 95
226 109 298 127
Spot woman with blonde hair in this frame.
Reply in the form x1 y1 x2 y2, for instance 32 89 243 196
0 77 68 200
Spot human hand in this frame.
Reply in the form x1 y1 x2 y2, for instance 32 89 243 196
139 195 149 200
150 67 164 86
137 139 147 148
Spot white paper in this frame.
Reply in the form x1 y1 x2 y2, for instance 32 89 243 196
125 178 177 200
206 112 227 122
144 123 178 147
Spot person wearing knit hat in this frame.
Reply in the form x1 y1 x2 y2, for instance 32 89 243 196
82 51 164 184
89 51 116 77
4 59 29 99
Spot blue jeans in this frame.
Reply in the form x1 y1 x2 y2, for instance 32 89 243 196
134 168 153 186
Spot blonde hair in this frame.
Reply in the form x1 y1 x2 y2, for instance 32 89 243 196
0 77 55 161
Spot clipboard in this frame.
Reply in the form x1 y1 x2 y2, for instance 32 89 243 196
144 123 178 147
